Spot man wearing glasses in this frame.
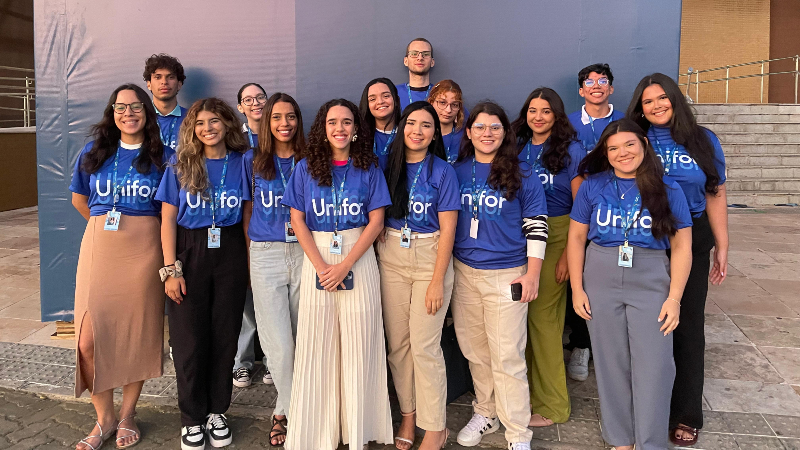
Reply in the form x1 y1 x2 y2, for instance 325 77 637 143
567 63 624 153
396 38 435 111
143 53 188 151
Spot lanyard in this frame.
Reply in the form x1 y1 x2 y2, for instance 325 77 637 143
276 155 296 190
111 147 136 208
587 116 600 149
652 134 677 175
331 159 351 233
523 141 546 171
404 155 428 228
470 157 490 219
373 128 397 156
160 116 179 148
245 125 256 149
206 152 230 228
407 84 432 105
444 131 457 163
612 177 641 246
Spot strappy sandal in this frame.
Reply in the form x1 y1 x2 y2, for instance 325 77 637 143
116 413 140 449
670 424 699 447
78 421 117 450
394 410 416 450
270 415 288 447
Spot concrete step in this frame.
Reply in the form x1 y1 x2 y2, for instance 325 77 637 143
726 179 800 192
696 114 800 123
722 143 800 154
699 122 800 133
726 153 800 166
693 104 800 115
728 165 800 179
727 191 800 206
715 133 800 144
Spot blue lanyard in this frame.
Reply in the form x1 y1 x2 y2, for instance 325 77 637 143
407 84 432 105
471 157 490 219
404 155 428 228
160 116 179 148
444 131 457 164
523 141 546 171
612 177 641 245
111 146 136 208
206 152 229 227
373 128 397 156
331 159 351 233
276 155 296 190
587 116 599 150
245 125 256 149
652 134 677 175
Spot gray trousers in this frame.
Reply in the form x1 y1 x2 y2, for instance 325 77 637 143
583 242 675 450
234 288 267 370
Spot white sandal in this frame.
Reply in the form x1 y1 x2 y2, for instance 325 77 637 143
116 413 140 449
394 410 416 450
78 421 116 450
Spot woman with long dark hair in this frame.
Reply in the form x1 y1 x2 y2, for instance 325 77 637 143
282 99 393 450
242 92 305 446
427 80 466 164
627 73 728 447
360 77 401 170
379 101 460 450
450 101 548 450
510 87 586 427
70 83 169 450
567 118 693 450
156 98 251 450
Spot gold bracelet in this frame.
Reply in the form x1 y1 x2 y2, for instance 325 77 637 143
667 298 681 306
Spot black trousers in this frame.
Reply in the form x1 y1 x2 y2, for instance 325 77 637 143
168 223 249 427
668 212 714 430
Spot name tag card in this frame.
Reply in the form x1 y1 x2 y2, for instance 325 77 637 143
104 210 121 231
208 227 221 248
285 222 298 243
618 244 633 267
400 227 411 248
469 218 479 239
330 234 343 255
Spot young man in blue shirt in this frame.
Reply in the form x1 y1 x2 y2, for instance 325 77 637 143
143 54 188 151
568 63 625 153
396 38 435 111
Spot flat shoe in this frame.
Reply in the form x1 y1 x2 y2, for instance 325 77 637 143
116 414 140 449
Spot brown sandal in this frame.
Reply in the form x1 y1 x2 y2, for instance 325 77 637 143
270 416 287 447
670 424 699 446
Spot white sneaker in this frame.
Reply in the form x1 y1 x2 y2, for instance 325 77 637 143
206 413 232 447
232 367 252 388
263 368 274 385
509 442 531 450
456 412 500 446
181 425 205 450
567 347 590 381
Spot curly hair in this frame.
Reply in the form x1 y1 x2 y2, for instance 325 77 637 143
142 54 186 83
305 99 377 187
175 98 247 196
427 79 465 131
459 101 523 201
255 93 305 180
81 84 165 175
510 87 577 175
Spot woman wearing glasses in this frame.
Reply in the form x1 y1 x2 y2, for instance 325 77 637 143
428 80 465 164
359 78 401 171
451 102 548 450
70 84 172 450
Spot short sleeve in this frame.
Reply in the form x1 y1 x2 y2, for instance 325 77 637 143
567 141 587 181
155 155 181 206
666 180 693 229
366 164 392 212
68 143 93 196
519 164 548 218
436 162 461 212
705 129 727 185
570 178 593 224
281 159 307 211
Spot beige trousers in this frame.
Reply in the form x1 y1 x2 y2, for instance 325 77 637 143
377 229 453 431
451 260 533 444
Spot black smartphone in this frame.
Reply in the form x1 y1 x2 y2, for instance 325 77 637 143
316 271 354 290
511 282 522 301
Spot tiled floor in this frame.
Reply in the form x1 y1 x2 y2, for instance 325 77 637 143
1 206 800 449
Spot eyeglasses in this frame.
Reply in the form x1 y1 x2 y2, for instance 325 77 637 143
112 102 144 113
471 123 504 135
583 78 610 88
241 94 267 106
407 50 432 59
434 99 461 111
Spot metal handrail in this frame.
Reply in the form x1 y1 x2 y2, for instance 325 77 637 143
0 66 35 127
678 55 799 104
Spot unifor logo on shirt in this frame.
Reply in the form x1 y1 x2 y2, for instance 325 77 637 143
534 168 556 191
95 176 158 204
658 149 700 171
595 204 652 237
185 189 243 216
310 190 365 225
459 186 508 220
257 181 289 221
409 193 435 224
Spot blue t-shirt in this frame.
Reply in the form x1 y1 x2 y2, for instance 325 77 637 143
385 156 461 233
243 125 259 151
519 140 586 217
453 159 548 270
373 128 396 171
242 150 299 242
442 128 464 164
156 105 188 151
570 171 692 250
647 126 727 216
156 151 250 229
567 106 625 152
69 141 173 217
282 159 392 232
396 83 433 112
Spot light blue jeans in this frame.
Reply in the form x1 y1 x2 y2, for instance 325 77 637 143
249 240 303 416
234 288 267 370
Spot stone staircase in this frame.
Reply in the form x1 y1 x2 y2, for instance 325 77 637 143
694 104 800 206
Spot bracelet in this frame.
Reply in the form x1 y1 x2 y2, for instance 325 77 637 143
159 260 184 282
667 297 681 306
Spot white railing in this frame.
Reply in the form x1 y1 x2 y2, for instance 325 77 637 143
0 65 35 127
679 55 799 104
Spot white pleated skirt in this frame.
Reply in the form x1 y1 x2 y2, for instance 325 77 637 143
285 226 393 450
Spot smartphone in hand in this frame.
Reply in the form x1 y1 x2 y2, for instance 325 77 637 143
511 282 522 301
316 271 354 290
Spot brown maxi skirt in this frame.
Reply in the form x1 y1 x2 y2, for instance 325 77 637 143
74 214 164 397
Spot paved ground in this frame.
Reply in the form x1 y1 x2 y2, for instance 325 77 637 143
1 207 799 449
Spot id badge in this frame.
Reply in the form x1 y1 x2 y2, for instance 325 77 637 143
285 222 298 243
330 233 343 255
618 244 633 267
400 227 411 248
469 218 479 239
104 210 121 231
208 227 221 248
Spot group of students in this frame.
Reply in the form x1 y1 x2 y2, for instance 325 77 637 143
69 37 728 450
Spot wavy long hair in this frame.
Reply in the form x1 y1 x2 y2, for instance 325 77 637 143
306 99 377 187
427 79 465 131
254 93 305 180
510 87 577 174
81 84 165 174
359 78 401 134
385 101 446 219
627 72 720 194
459 101 523 201
579 118 677 239
175 98 247 195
